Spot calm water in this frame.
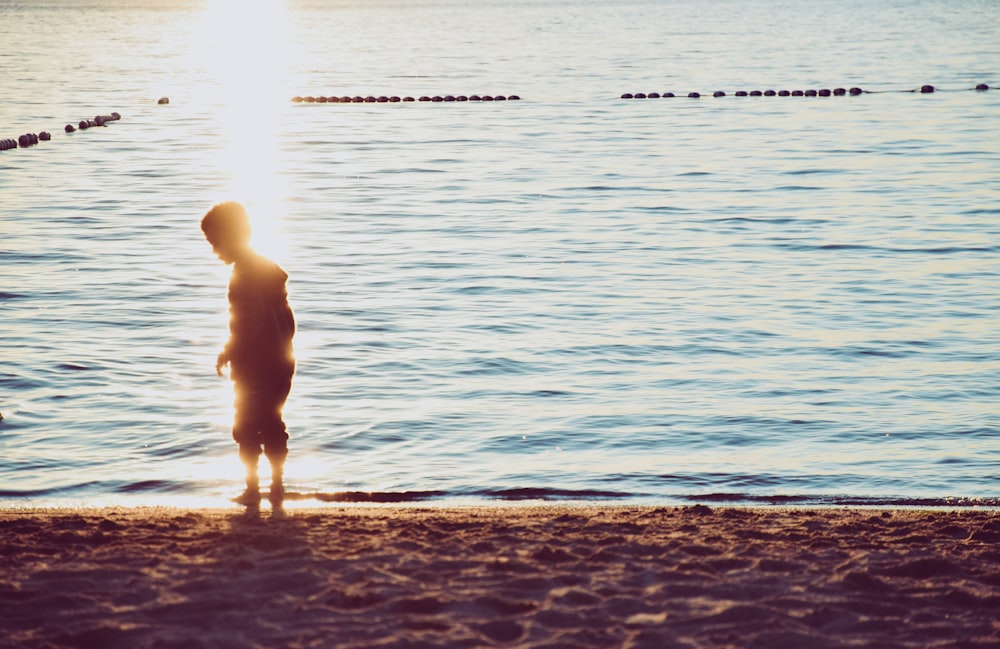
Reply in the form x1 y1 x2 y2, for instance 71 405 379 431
1 0 998 508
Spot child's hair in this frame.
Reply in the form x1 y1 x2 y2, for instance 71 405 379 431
201 201 251 245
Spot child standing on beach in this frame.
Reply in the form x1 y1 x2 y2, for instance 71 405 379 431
201 202 296 506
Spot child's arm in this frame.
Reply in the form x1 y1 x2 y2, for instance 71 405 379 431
216 347 231 376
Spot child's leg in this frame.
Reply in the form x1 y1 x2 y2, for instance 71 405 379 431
232 384 264 503
262 417 288 499
265 446 287 503
230 439 262 505
261 377 292 502
239 443 262 492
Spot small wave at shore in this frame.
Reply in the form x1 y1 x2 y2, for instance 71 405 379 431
4 483 998 510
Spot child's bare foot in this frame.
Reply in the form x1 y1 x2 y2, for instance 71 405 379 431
233 488 261 506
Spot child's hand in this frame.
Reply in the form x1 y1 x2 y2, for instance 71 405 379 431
216 350 230 376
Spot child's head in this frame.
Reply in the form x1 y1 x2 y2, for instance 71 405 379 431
202 201 252 263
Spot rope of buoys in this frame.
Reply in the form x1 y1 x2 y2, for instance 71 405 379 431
292 94 522 104
1 132 49 150
1 112 121 152
65 112 122 133
621 83 990 99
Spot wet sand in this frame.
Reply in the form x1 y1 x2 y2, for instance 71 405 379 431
1 505 998 648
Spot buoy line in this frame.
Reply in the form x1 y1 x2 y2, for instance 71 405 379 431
1 133 48 150
292 94 522 104
1 112 122 153
0 82 991 153
65 112 122 132
621 83 990 99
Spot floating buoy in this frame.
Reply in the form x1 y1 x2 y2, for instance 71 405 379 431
920 84 935 93
648 92 661 98
975 83 989 91
688 92 700 98
157 97 169 105
750 90 762 96
39 131 51 141
778 90 790 96
833 88 847 95
65 124 76 133
735 91 748 97
713 91 725 97
818 88 831 97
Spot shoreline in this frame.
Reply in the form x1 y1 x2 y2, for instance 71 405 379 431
2 505 998 648
3 490 998 512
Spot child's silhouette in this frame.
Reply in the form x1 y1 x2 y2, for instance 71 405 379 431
201 202 295 506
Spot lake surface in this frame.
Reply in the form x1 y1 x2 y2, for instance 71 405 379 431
2 0 998 508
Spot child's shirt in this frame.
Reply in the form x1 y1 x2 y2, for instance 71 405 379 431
227 252 295 377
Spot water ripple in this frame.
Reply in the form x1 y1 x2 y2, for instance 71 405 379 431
1 0 998 508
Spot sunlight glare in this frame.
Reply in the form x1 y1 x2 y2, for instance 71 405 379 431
188 0 294 262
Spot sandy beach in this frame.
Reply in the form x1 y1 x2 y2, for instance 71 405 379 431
1 505 998 649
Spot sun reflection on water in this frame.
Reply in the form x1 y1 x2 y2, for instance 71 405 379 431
186 0 294 262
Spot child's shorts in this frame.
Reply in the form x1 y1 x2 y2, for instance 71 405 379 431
232 374 292 458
